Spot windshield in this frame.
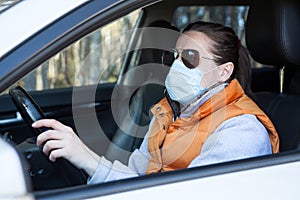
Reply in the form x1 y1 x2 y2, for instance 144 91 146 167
0 0 21 13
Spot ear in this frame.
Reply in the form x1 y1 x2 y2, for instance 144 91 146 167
218 62 234 82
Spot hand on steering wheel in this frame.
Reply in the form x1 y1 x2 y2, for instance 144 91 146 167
9 85 92 189
33 119 100 176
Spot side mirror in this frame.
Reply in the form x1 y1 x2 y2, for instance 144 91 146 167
0 138 33 199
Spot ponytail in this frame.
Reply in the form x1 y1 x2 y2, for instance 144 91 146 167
236 45 253 97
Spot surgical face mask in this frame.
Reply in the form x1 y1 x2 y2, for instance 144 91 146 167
165 59 216 106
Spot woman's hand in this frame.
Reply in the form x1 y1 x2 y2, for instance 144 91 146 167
32 119 100 177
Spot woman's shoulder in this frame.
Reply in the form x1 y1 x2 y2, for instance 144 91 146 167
218 113 267 131
210 113 271 151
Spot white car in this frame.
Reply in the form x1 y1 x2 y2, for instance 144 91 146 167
0 0 300 199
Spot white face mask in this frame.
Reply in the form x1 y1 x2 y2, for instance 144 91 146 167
165 59 216 106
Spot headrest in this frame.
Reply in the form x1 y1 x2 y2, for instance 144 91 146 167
246 0 300 67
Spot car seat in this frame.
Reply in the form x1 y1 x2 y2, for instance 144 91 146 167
105 20 179 163
246 0 300 151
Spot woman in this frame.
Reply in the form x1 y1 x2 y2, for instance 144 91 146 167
33 21 279 183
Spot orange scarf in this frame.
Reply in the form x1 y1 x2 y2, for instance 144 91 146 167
146 79 279 174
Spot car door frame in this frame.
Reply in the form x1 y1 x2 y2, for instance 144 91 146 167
1 0 300 199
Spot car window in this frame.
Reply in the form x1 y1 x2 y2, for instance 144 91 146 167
18 9 141 91
172 6 248 38
0 0 21 13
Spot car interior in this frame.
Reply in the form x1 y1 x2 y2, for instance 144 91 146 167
246 0 300 152
1 0 300 195
107 0 300 163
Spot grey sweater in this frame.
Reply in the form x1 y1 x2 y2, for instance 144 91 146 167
88 92 272 184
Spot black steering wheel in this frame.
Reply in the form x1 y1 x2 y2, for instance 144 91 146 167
9 86 87 190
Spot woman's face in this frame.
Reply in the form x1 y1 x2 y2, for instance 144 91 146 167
175 31 222 88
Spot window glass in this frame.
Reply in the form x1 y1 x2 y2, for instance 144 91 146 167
173 6 248 39
0 0 21 13
19 10 141 91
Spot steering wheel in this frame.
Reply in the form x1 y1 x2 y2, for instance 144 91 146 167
9 86 87 190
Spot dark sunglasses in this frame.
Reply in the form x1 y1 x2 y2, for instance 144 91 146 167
162 49 214 69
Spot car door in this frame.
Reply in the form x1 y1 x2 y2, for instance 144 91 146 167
1 0 300 199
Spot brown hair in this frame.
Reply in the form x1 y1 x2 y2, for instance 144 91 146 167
183 21 252 96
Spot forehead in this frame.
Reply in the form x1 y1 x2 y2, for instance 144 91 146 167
176 31 213 56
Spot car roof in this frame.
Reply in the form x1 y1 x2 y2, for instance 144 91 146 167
0 0 89 58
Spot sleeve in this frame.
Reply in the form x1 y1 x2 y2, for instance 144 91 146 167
87 118 154 184
188 114 272 168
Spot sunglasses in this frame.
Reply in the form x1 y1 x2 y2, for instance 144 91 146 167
162 49 214 69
